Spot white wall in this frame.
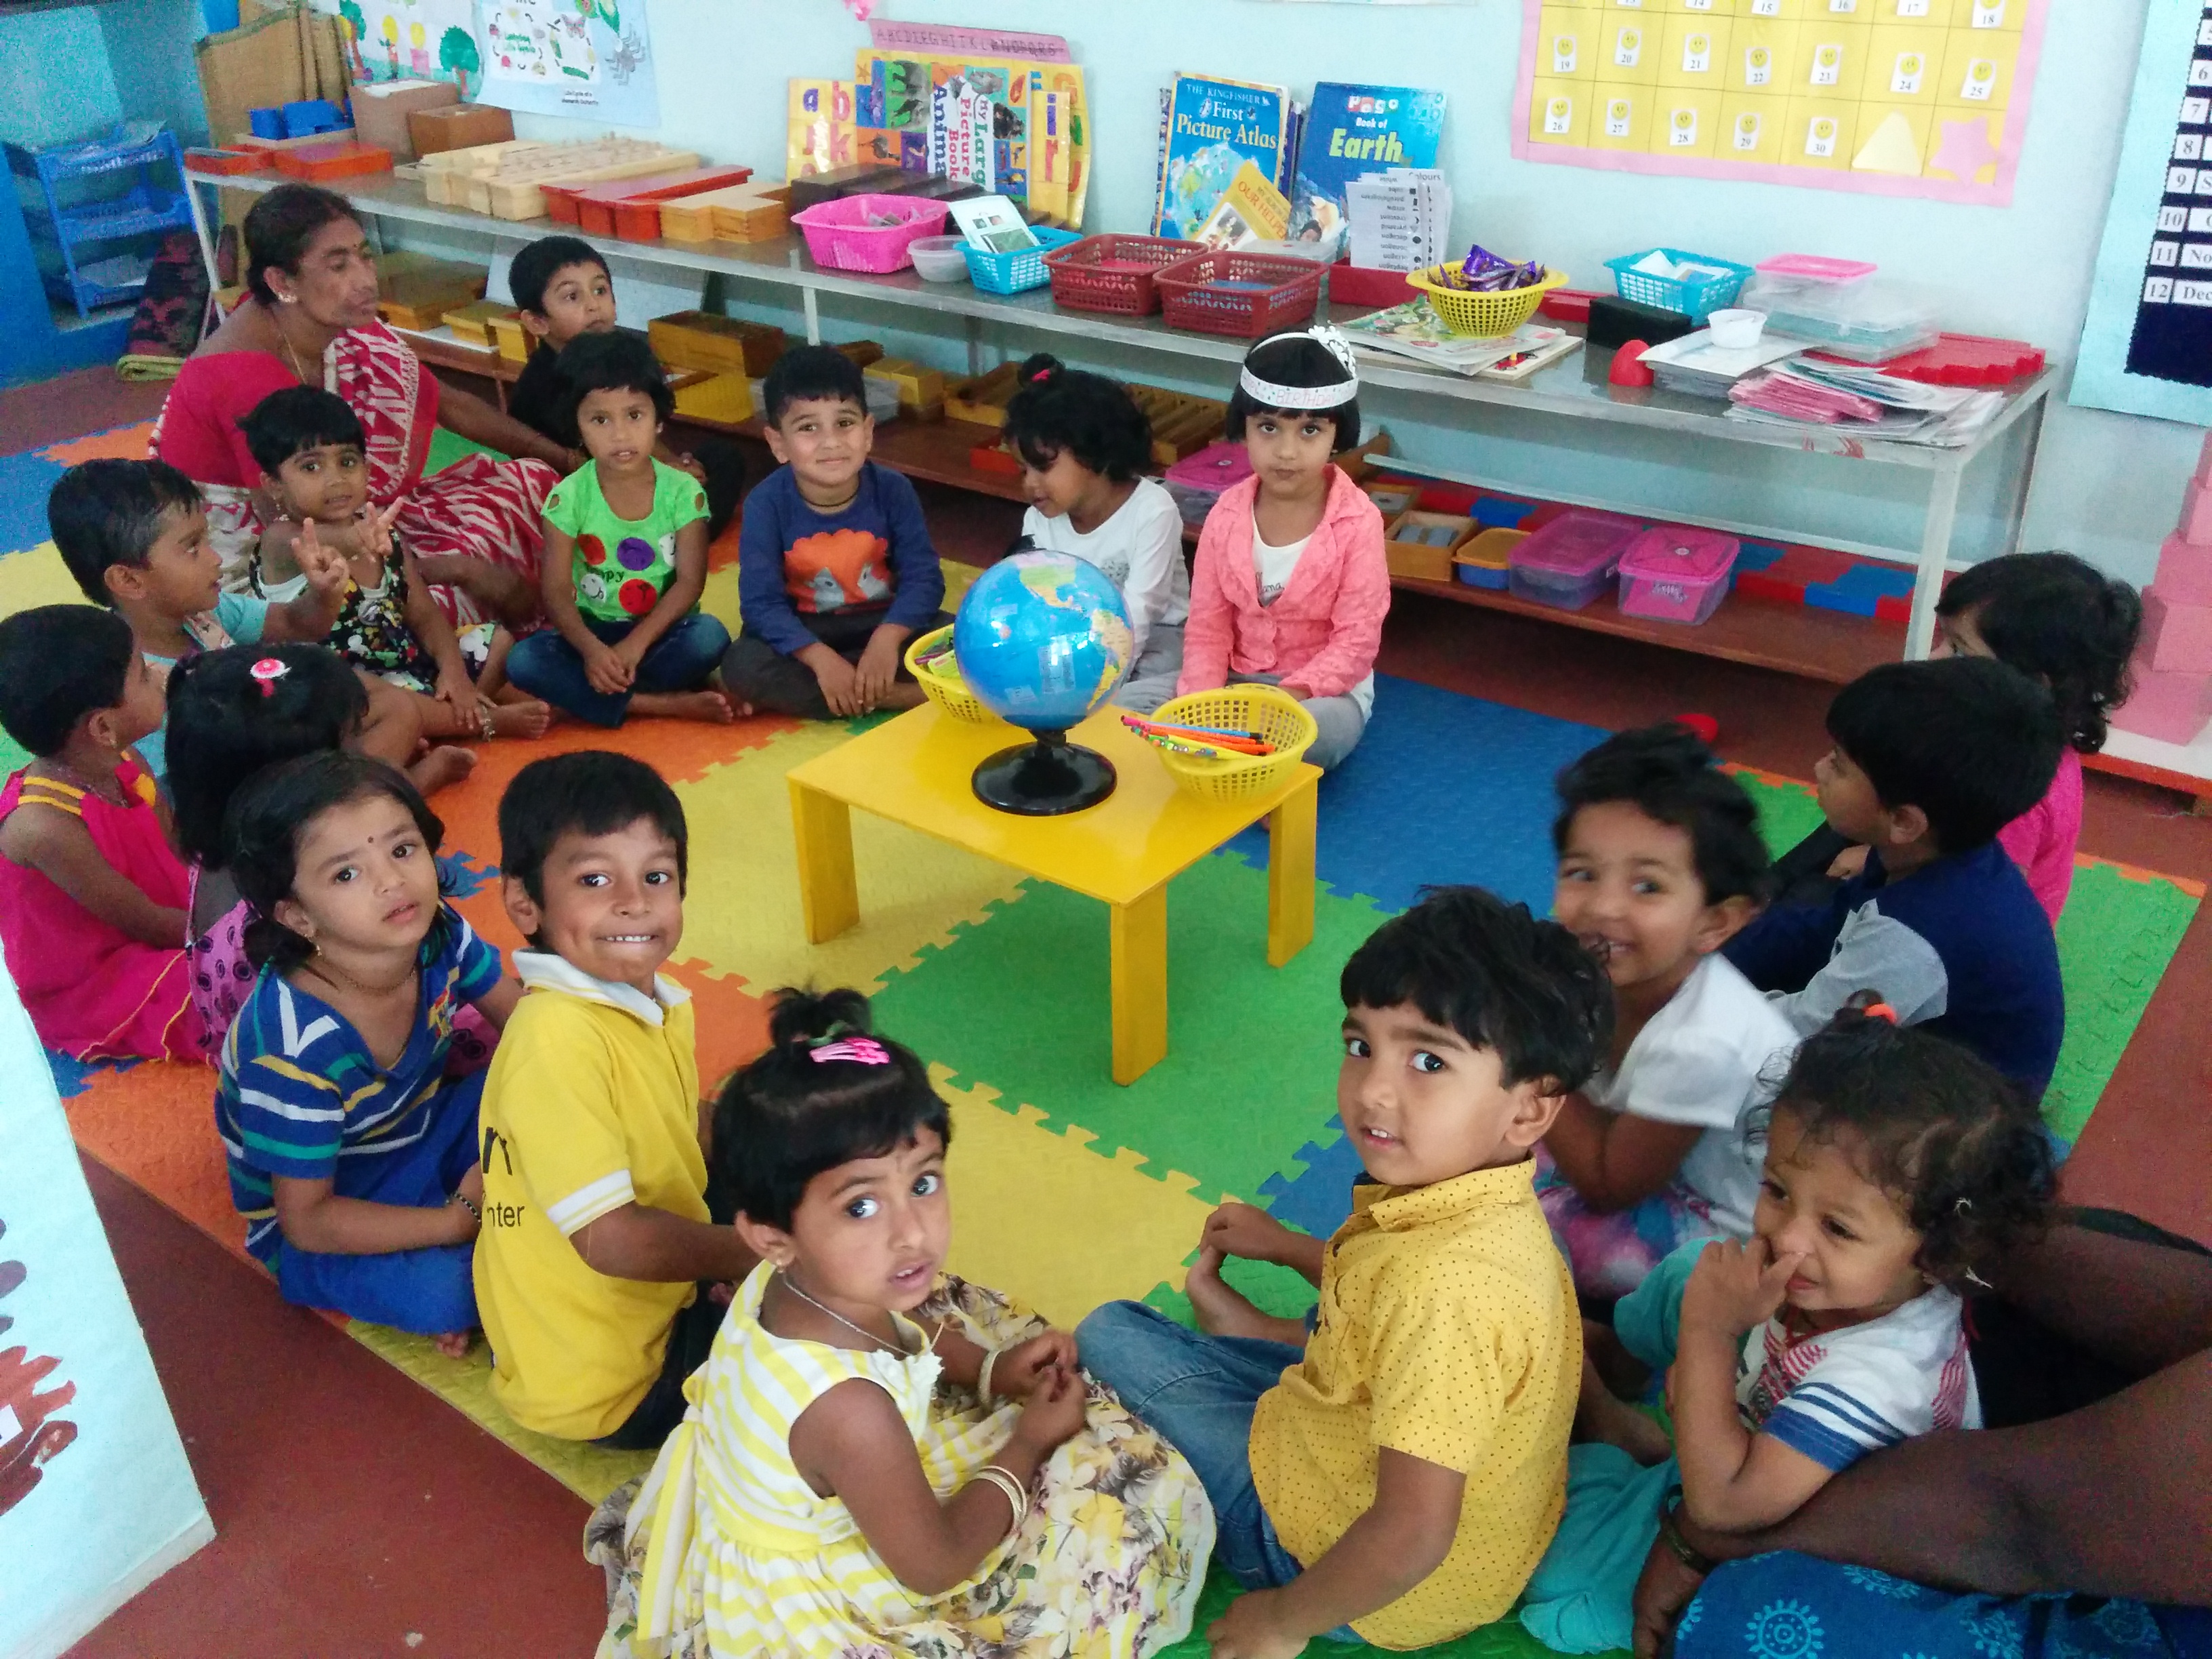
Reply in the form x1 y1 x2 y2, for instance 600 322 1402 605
495 0 2184 582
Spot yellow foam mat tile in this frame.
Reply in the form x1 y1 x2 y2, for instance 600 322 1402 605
934 1065 1218 1329
0 543 96 614
699 556 980 648
672 721 1031 996
346 1320 654 1504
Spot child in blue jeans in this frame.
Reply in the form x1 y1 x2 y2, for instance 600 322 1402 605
1077 887 1612 1653
506 333 733 727
217 752 518 1351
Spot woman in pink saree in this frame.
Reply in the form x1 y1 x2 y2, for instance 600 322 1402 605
156 184 577 628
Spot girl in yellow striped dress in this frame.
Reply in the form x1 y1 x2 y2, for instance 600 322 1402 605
586 987 1214 1658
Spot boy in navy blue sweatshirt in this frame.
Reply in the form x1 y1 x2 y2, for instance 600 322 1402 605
1725 655 2066 1100
718 346 948 720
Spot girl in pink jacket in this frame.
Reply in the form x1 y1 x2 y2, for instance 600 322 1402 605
1176 329 1391 769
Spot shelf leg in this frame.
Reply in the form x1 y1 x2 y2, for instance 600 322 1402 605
1906 465 1963 661
2000 396 2049 558
183 175 222 306
965 313 981 378
803 285 821 346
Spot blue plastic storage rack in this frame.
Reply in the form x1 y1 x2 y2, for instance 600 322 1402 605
7 126 195 318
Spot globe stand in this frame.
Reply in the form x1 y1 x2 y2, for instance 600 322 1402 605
972 729 1116 817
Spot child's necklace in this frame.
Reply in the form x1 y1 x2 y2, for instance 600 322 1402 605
777 1271 899 1353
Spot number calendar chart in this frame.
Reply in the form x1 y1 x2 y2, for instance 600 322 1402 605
1513 0 2049 204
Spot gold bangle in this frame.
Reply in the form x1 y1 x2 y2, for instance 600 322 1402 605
977 1346 1002 1402
971 1466 1027 1536
1659 1498 1716 1575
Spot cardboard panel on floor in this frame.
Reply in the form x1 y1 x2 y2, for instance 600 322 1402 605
0 962 212 1659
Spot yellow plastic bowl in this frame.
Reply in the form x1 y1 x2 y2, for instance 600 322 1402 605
1145 685 1318 804
1404 265 1569 337
903 626 996 724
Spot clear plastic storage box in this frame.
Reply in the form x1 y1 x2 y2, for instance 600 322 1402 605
1507 510 1642 611
1616 527 1740 626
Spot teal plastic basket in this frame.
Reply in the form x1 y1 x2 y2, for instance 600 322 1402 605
963 226 1083 295
1603 247 1753 322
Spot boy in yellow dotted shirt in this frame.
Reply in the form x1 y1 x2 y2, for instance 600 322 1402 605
1078 887 1610 1654
472 751 755 1448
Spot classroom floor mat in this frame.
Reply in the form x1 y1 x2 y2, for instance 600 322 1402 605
14 419 2203 1659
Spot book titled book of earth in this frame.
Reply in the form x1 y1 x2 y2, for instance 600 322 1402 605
1290 82 1447 245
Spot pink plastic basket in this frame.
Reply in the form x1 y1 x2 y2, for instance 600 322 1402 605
788 194 951 274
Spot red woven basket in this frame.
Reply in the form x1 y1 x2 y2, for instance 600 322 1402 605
1042 234 1204 316
1155 251 1325 337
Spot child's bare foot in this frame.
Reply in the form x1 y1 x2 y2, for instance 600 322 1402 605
1185 1246 1273 1339
629 689 736 724
407 745 477 796
433 1329 473 1359
1574 1351 1674 1465
486 698 553 738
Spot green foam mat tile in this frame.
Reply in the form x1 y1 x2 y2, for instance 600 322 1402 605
1153 1567 1620 1658
871 850 1391 1214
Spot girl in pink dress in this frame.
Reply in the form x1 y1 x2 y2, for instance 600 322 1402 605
1933 553 2143 924
0 607 207 1062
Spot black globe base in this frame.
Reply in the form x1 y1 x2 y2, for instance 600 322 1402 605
972 729 1117 816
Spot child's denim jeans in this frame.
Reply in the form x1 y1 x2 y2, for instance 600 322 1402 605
1076 1299 1361 1641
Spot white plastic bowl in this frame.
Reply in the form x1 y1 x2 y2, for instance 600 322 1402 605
909 236 972 284
1707 308 1767 350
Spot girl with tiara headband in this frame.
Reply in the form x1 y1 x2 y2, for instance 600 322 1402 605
1174 327 1391 770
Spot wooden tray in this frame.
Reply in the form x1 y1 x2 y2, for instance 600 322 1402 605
945 362 1022 428
1128 384 1228 464
648 310 787 378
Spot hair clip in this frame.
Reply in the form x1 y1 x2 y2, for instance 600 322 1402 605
1954 1197 1974 1214
1862 1002 1898 1024
811 1036 891 1066
249 657 289 699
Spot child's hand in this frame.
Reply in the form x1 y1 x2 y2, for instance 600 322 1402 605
674 451 708 483
854 630 903 709
356 498 404 562
1202 1200 1297 1267
1008 1359 1086 1457
1205 1588 1308 1659
990 1331 1079 1399
810 650 866 718
434 666 486 735
295 520 351 604
1826 844 1870 881
1681 1236 1805 1339
583 638 634 696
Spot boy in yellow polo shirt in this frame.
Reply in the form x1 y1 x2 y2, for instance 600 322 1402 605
1078 887 1610 1653
473 752 755 1448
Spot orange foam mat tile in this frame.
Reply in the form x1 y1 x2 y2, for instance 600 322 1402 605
40 418 156 466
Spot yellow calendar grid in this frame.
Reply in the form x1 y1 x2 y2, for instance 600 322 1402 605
1527 0 2027 184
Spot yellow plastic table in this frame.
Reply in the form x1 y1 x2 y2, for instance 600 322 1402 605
787 703 1321 1084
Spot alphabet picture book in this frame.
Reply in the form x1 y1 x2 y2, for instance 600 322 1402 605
1290 82 1447 243
1153 72 1292 241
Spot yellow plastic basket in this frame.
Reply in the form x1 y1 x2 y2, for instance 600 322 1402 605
1145 685 1318 804
903 626 996 724
1404 265 1569 337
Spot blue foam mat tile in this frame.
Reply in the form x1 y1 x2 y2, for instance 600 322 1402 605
1733 542 1786 573
47 1050 138 1099
1804 583 1879 617
1257 1123 1365 1240
1826 562 1917 596
0 451 68 554
438 849 498 898
1223 675 1609 915
1472 497 1535 528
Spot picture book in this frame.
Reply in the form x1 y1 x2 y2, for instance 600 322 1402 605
1196 159 1290 249
1290 83 1447 244
787 79 857 178
1153 73 1291 241
853 49 1090 224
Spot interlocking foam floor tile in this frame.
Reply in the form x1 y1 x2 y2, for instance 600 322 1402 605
65 1057 244 1252
0 451 68 552
1158 1567 1597 1659
933 1065 1218 1328
40 418 156 466
871 853 1388 1218
1225 676 1608 914
672 720 1033 998
2045 858 2203 1143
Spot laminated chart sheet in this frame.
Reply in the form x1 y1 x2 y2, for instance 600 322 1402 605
1513 0 2049 205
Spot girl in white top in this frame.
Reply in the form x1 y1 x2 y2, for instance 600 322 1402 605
587 987 1214 1659
1004 354 1190 712
1540 724 1799 1301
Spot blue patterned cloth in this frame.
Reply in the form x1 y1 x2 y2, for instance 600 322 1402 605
1677 1551 2212 1659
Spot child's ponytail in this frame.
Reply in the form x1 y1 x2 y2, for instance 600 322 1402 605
1003 353 1152 481
1936 552 2143 754
1761 996 2057 1290
715 987 949 1230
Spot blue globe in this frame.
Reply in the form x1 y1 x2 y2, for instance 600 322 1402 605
953 552 1134 733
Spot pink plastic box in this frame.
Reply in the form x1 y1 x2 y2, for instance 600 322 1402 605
1509 510 1643 611
1162 441 1254 529
1617 527 1740 625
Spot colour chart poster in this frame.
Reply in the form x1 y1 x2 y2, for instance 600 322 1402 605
0 965 211 1659
477 0 661 127
1512 0 2049 205
2072 0 2212 426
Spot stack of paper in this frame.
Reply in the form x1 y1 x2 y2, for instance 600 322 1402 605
1639 331 1803 400
1344 169 1451 273
1342 302 1563 377
1727 359 2003 447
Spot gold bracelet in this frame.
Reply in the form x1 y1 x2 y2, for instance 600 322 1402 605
977 1346 1002 1402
